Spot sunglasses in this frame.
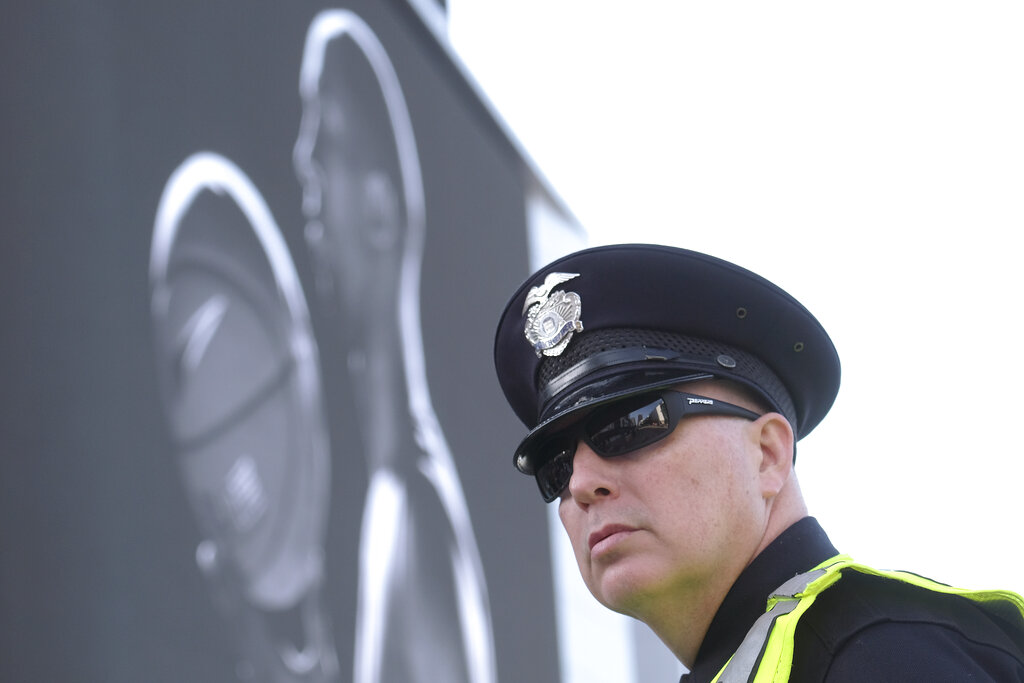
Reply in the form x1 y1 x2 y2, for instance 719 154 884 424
530 390 762 502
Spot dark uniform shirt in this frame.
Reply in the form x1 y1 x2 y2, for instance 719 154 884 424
680 517 1024 682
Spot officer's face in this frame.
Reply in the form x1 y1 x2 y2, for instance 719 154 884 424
556 380 774 619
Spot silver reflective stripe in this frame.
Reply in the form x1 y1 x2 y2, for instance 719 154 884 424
716 569 827 683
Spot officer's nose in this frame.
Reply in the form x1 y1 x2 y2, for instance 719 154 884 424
565 441 617 507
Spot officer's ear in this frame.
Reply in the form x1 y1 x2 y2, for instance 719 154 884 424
755 413 795 500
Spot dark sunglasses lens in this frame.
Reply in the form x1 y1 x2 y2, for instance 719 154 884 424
587 395 672 456
535 440 574 502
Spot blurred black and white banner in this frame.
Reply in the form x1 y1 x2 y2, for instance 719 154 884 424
0 2 619 681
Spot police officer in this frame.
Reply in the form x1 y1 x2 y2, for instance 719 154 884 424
493 243 1024 681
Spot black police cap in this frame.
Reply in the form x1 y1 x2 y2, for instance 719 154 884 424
493 243 841 474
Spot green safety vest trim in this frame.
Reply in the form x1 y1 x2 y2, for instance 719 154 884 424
710 554 1024 683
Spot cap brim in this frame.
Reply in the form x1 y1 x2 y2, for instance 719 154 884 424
513 370 712 474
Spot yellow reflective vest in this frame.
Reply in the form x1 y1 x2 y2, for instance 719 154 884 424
710 554 1024 683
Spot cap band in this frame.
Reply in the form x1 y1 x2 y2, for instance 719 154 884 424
536 328 798 435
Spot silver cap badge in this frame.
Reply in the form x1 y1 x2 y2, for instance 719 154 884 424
523 272 583 357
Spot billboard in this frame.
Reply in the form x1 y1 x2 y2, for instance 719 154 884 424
1 2 584 681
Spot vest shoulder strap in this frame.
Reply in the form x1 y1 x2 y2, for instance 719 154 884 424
710 554 1024 683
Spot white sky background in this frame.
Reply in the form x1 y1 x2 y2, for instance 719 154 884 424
447 2 1023 594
